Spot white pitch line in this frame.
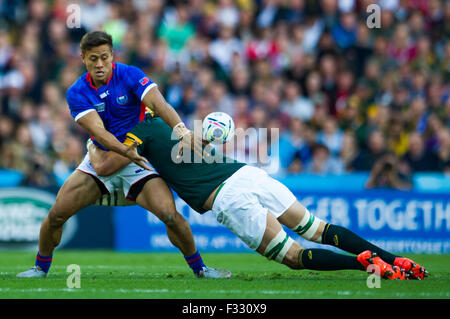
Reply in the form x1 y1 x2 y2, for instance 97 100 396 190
0 287 305 295
0 287 448 297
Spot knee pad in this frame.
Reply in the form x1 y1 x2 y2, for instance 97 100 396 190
263 229 295 263
291 208 323 243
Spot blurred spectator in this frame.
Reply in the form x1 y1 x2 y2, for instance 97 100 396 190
52 135 83 185
402 132 440 172
80 0 110 31
385 115 410 157
0 0 448 187
331 10 357 49
256 0 281 28
280 80 314 121
316 116 344 156
215 0 240 28
102 1 129 50
287 150 303 173
245 27 279 65
350 130 388 171
365 153 413 190
228 67 251 96
210 80 235 116
339 131 358 170
279 118 308 170
436 128 450 173
208 24 243 73
320 0 339 30
303 142 344 175
387 23 417 66
157 3 196 69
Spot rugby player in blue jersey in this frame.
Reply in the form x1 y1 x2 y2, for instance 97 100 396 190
17 31 229 279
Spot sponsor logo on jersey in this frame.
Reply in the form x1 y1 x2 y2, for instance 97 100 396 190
94 102 105 112
99 90 109 99
116 94 128 105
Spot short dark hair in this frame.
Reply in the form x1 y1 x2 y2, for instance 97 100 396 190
80 31 113 54
312 143 329 155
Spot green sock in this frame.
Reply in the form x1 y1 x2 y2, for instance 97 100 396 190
299 248 364 271
322 224 398 264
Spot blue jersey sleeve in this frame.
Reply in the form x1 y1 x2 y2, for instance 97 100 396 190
66 87 95 122
125 65 157 101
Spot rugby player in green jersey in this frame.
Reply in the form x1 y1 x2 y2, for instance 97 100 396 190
89 116 428 280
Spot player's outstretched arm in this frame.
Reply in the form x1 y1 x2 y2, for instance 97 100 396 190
142 86 204 158
142 86 183 128
77 111 151 171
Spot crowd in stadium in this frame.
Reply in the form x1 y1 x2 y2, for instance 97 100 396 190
0 0 449 189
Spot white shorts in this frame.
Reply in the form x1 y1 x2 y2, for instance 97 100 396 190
211 165 297 250
76 153 159 200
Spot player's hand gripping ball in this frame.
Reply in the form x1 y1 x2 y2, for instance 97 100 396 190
202 112 235 144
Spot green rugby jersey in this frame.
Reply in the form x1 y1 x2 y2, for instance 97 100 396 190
128 117 246 213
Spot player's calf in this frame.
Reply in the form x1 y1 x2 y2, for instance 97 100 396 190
258 230 366 273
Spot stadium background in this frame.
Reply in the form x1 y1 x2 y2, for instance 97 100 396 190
0 0 449 256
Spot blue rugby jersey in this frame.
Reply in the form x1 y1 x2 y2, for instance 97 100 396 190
66 62 157 149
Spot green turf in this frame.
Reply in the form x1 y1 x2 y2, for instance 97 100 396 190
0 250 449 299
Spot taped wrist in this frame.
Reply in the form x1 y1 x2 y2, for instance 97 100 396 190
291 207 323 243
173 122 190 140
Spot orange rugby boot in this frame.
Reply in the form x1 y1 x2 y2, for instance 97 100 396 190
357 250 408 280
393 257 428 280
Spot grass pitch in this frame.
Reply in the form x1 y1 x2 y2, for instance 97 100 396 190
1 250 449 299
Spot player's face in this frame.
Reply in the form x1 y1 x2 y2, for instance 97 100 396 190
82 44 113 87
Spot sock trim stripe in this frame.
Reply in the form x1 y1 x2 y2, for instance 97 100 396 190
186 256 202 264
321 223 331 243
36 255 53 262
298 249 305 269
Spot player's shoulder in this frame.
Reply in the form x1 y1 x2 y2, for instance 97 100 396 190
66 73 90 99
66 72 101 106
115 62 145 76
115 63 152 90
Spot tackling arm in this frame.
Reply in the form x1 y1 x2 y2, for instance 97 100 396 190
77 111 151 171
88 139 131 176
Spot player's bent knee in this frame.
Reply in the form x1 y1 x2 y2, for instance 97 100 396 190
161 211 186 227
263 229 295 263
290 207 324 243
47 209 68 228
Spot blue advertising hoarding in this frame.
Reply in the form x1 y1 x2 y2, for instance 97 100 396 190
114 189 450 254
